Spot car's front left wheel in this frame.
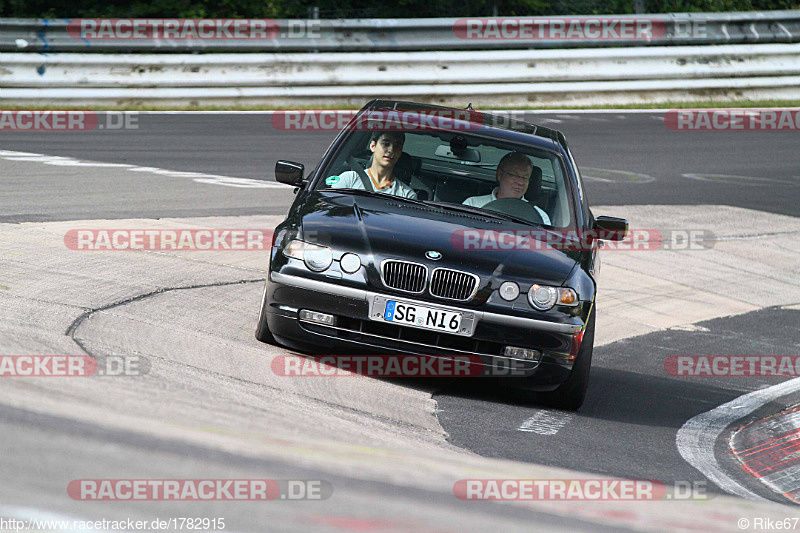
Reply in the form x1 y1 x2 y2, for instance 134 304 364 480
255 281 277 345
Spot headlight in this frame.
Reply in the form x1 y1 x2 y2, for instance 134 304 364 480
283 240 333 272
283 240 305 260
340 253 361 274
527 284 580 310
498 281 520 301
303 244 333 271
528 284 558 310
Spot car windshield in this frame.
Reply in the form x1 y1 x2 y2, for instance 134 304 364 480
315 120 574 229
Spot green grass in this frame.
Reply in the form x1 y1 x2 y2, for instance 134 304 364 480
2 99 799 111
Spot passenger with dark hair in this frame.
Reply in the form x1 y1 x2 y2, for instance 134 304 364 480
325 131 417 199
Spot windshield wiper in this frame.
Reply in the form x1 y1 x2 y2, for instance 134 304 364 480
422 201 543 227
326 190 543 227
326 187 431 207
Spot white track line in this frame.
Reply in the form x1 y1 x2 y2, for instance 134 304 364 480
676 377 800 500
517 410 573 435
0 149 283 189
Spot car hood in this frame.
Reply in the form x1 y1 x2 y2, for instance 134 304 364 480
299 192 581 288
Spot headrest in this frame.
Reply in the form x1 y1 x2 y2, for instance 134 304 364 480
395 152 421 176
524 165 543 202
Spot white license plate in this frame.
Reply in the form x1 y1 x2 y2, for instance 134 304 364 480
383 300 462 333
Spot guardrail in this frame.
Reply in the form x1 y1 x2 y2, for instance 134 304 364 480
2 44 799 106
1 11 800 52
3 44 799 87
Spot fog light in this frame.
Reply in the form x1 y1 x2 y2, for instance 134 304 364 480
340 253 361 274
299 310 336 326
499 281 520 301
504 346 542 361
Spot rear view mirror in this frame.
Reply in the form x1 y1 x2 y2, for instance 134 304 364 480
275 160 305 187
593 216 628 241
434 145 481 163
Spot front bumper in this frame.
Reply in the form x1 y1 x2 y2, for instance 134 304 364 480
265 272 587 389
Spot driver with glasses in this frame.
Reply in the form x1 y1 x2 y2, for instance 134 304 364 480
463 151 551 225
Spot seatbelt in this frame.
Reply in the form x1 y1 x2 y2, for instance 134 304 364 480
348 157 375 192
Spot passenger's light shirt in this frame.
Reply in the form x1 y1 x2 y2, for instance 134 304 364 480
463 187 551 225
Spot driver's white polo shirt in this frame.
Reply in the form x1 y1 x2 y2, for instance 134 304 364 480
463 187 551 225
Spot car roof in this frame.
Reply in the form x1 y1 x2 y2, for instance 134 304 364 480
363 99 563 146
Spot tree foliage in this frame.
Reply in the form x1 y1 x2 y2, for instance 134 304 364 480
1 0 797 18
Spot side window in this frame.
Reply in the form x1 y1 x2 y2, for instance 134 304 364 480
565 147 585 204
565 147 590 226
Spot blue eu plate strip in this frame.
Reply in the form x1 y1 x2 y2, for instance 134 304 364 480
384 301 396 321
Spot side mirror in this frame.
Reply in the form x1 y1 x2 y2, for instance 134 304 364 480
593 216 628 241
275 160 305 187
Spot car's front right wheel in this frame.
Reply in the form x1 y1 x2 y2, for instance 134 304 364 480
537 307 595 411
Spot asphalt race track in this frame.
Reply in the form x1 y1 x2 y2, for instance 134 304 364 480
1 111 799 532
2 112 800 220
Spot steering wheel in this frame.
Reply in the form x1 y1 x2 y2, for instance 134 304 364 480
482 198 544 225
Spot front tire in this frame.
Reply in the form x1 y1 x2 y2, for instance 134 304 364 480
255 281 277 345
537 307 595 411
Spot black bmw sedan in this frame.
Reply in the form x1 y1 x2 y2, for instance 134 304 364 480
256 100 628 410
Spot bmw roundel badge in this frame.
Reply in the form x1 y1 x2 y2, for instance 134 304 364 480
425 250 442 260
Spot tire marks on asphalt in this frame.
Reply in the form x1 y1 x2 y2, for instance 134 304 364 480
730 404 800 503
676 377 800 500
